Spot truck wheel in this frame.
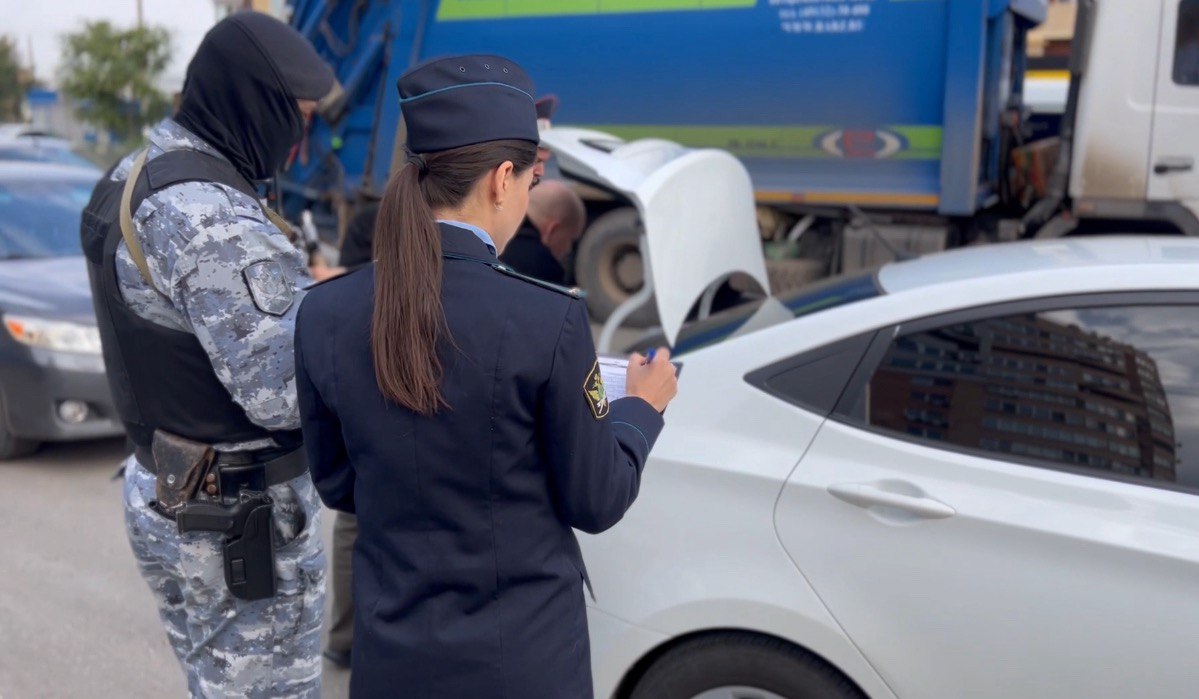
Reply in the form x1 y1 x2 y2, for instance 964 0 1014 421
574 207 659 327
629 632 866 699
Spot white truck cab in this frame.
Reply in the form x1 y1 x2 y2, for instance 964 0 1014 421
1070 0 1199 234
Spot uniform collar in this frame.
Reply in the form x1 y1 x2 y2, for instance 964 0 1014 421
438 221 497 260
437 220 497 256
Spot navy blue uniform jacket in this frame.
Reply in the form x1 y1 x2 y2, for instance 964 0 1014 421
295 223 665 698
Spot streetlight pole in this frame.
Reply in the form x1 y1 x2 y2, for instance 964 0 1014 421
136 0 144 28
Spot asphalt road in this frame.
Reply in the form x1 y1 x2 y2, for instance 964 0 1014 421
0 439 349 699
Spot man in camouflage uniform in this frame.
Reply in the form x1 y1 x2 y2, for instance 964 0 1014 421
81 12 334 697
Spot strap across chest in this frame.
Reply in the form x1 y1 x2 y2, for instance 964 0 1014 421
118 148 295 289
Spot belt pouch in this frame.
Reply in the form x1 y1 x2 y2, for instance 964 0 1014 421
151 430 214 516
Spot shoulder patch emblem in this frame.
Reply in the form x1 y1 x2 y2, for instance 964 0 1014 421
584 361 610 420
242 260 293 316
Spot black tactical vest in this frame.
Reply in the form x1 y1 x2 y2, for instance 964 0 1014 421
80 149 301 451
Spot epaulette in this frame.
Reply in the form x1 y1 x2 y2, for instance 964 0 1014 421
443 252 585 299
495 264 585 299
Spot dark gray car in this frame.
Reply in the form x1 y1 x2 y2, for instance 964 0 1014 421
0 162 122 458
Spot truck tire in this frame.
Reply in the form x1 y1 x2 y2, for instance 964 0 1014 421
574 207 659 327
629 632 867 699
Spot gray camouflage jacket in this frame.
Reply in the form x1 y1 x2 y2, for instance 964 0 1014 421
109 118 312 443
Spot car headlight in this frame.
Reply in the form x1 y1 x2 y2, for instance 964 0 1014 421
3 315 103 355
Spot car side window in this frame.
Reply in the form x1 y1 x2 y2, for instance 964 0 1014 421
854 306 1196 490
747 332 876 417
1175 0 1199 86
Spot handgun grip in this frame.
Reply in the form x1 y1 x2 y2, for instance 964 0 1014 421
176 502 236 534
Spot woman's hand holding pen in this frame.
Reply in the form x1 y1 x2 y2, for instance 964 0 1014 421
626 347 678 413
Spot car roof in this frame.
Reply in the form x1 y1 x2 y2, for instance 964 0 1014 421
0 124 64 139
0 135 73 149
0 161 100 183
0 141 102 171
877 236 1199 294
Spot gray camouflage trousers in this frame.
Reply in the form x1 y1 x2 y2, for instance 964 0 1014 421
123 457 326 698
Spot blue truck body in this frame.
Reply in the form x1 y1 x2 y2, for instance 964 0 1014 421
284 0 1048 222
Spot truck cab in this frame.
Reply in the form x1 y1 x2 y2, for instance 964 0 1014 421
1070 0 1199 236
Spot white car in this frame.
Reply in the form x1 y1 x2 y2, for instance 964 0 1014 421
582 237 1199 699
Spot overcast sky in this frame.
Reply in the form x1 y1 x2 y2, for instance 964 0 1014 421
5 0 219 91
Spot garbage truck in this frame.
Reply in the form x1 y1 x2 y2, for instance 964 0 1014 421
281 0 1199 323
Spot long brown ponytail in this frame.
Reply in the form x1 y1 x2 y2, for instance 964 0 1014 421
371 139 537 414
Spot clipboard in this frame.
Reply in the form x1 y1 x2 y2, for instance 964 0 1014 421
597 355 683 402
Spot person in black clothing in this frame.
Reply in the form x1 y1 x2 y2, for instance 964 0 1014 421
339 200 380 269
499 179 586 285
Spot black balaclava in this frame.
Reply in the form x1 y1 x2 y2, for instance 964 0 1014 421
175 11 334 182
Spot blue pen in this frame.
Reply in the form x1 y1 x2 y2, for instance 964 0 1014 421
646 349 656 364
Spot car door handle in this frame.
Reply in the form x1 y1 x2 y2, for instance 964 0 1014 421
827 482 956 520
1154 157 1194 175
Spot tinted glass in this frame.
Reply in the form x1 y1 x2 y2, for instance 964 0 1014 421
749 331 875 416
859 306 1198 490
0 177 97 259
1176 0 1199 85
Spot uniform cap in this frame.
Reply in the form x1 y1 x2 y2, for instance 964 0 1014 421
398 54 539 154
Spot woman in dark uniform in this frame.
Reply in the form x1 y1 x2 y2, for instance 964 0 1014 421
294 55 678 698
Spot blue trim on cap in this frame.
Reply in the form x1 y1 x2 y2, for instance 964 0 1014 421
399 81 535 105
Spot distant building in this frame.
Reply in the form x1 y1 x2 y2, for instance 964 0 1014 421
869 313 1178 482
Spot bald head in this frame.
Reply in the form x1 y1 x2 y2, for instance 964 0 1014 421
527 180 587 261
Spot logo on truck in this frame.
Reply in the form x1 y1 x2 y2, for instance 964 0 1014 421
818 129 906 159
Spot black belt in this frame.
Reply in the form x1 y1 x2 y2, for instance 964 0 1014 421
134 444 308 490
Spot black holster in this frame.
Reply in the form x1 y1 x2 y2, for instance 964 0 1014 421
176 493 278 601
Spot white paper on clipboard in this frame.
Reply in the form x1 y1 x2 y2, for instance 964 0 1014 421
597 355 682 402
597 356 631 401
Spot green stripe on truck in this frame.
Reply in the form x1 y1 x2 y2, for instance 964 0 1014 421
437 0 758 21
574 125 944 160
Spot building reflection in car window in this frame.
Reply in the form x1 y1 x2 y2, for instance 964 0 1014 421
864 306 1194 489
